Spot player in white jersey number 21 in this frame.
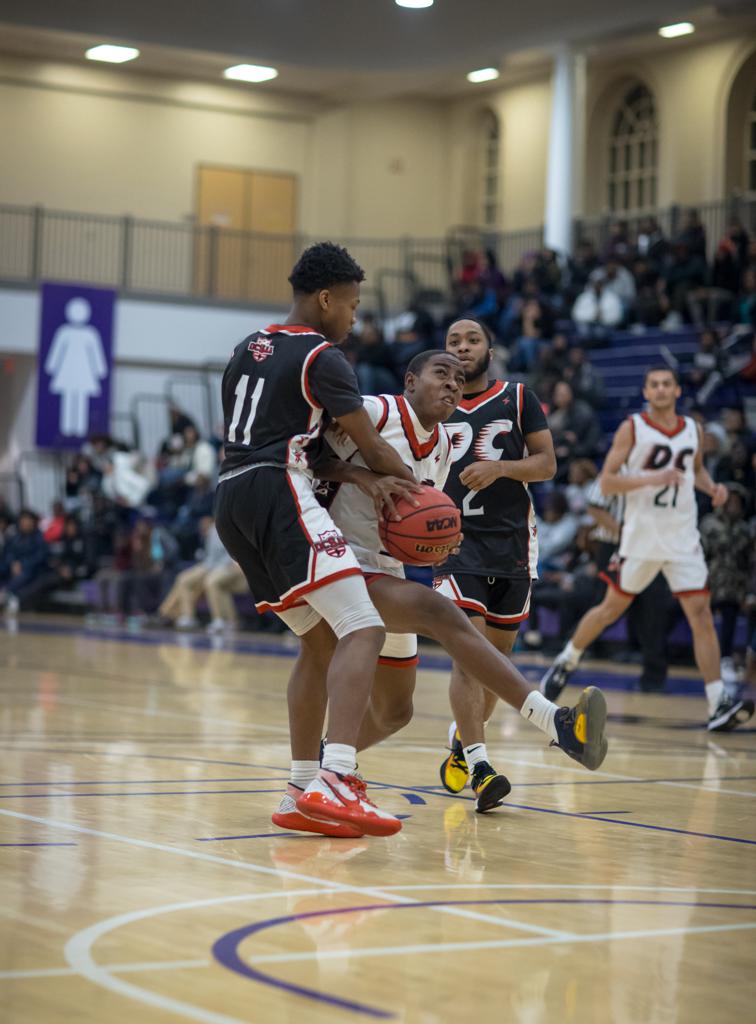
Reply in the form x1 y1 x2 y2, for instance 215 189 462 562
541 365 754 732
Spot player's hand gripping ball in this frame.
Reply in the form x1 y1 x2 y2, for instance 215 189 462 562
378 485 462 565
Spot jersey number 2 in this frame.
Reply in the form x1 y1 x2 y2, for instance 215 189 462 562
462 490 484 517
228 375 264 444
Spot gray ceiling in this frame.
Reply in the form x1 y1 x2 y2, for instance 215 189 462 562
0 0 704 73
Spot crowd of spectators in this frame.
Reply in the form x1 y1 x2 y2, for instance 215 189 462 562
1 210 755 680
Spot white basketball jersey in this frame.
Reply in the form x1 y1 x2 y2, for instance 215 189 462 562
620 412 702 562
320 394 453 574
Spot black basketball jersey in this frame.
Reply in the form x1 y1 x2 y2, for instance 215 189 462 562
440 380 548 579
218 324 363 479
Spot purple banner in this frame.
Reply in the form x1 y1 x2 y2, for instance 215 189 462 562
36 282 115 450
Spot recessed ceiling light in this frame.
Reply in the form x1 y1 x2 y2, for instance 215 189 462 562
658 22 695 38
223 64 279 83
85 44 140 64
395 0 434 9
467 67 500 84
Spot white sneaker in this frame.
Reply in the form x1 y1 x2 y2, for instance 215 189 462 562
4 595 19 618
207 618 235 634
175 615 198 631
720 657 740 685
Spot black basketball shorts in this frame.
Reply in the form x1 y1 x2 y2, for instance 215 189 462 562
215 466 363 614
432 572 532 631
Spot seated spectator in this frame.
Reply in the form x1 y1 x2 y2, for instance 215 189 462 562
572 279 623 342
115 519 178 625
715 438 755 493
591 258 637 312
12 515 96 612
390 305 437 379
700 485 754 683
41 501 66 543
65 454 102 514
564 458 599 516
564 238 601 303
479 249 509 304
535 490 579 571
602 219 632 264
352 315 398 395
537 248 564 300
531 338 568 402
548 381 603 479
677 208 707 257
508 299 550 373
702 423 728 479
455 250 482 291
563 346 604 407
94 526 132 619
635 217 667 269
159 518 247 633
102 448 155 509
738 268 756 327
0 509 49 617
721 406 751 449
665 242 707 317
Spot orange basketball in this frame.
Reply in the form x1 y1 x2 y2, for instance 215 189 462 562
378 485 461 565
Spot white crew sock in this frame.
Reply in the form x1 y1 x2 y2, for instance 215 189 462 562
463 743 490 772
521 691 559 743
561 639 584 670
705 680 724 714
290 760 319 790
320 742 357 776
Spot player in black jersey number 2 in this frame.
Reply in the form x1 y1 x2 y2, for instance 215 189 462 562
435 319 557 811
215 242 421 838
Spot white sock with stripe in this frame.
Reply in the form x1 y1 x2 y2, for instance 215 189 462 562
520 691 558 742
320 743 357 776
290 760 319 790
463 743 490 772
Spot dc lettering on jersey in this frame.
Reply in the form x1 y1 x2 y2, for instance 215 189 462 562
643 443 695 472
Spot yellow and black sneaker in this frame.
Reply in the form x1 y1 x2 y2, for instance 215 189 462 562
552 686 608 770
470 761 511 813
439 726 469 794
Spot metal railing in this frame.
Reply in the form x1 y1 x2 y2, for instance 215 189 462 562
1 197 754 315
16 451 65 516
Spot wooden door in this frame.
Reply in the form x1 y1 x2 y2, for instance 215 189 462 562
195 166 297 303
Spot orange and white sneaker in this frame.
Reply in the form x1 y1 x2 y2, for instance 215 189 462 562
272 784 364 839
296 770 402 837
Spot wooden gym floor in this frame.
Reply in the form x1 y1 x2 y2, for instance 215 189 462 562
1 617 754 1023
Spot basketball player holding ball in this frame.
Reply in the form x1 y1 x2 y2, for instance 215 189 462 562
274 349 610 836
435 318 557 811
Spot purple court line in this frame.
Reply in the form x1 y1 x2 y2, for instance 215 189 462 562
0 777 287 787
364 782 756 846
198 833 322 842
0 788 285 799
212 898 756 1019
0 842 77 847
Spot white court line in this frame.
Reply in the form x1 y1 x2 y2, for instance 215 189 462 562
0 808 568 939
0 959 209 981
61 887 756 1024
250 920 756 965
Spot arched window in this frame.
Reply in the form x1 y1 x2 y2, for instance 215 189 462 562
607 84 658 212
481 110 500 227
747 89 756 193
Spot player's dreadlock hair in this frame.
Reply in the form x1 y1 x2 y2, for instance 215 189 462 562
288 242 366 294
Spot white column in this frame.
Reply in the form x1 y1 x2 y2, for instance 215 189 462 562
544 46 584 253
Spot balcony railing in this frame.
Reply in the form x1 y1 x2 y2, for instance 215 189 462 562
1 197 754 315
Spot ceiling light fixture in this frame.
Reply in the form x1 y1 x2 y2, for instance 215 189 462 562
467 67 500 84
85 44 140 63
658 22 695 38
395 1 434 9
223 63 279 83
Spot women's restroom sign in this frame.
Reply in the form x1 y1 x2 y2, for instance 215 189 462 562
36 283 115 449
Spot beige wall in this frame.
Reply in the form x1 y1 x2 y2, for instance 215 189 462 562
447 76 551 232
586 37 756 214
1 38 755 242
